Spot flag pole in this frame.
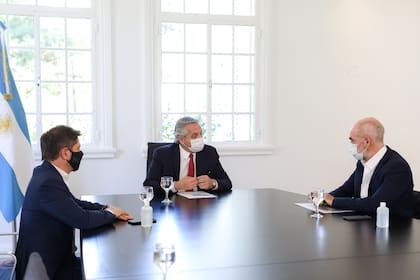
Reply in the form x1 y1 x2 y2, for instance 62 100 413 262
12 220 17 251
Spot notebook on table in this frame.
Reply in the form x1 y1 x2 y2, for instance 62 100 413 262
177 191 217 199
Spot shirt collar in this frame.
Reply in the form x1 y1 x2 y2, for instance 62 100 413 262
362 145 387 171
179 144 192 159
51 162 70 186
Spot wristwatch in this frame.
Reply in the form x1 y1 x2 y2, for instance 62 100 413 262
212 180 217 189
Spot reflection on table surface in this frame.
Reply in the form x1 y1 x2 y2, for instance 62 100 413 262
81 189 420 280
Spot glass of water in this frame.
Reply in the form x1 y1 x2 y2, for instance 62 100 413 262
160 176 173 204
139 191 149 206
153 243 176 279
310 189 325 219
146 186 154 203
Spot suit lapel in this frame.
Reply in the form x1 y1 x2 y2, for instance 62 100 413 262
368 147 391 196
354 162 364 197
195 147 207 176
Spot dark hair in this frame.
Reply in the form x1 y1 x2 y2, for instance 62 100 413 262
40 125 81 160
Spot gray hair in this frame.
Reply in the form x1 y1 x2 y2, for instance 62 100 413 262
174 116 199 142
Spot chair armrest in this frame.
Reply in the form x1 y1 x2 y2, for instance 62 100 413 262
0 233 17 236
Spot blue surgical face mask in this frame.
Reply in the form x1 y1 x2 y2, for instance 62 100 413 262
348 141 365 161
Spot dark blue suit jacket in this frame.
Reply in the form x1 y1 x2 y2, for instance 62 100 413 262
143 143 232 197
15 161 116 280
330 146 414 217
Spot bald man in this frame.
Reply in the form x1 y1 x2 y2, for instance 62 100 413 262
323 117 414 217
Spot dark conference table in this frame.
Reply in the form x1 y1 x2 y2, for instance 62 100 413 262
81 189 420 280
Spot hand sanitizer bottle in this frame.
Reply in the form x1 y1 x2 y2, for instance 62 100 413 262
376 202 389 228
141 201 153 227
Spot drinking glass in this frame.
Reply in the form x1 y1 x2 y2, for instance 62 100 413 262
153 243 176 280
310 189 325 218
160 176 173 204
146 186 154 202
139 191 149 206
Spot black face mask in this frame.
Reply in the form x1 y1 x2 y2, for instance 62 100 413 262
68 150 84 171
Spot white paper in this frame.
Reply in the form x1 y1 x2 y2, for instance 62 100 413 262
177 191 217 199
295 202 355 214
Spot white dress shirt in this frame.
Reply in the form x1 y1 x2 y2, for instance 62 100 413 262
360 145 387 198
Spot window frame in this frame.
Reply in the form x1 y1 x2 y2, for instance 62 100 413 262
0 0 115 159
150 0 273 155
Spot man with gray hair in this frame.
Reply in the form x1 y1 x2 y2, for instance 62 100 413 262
144 116 232 197
322 117 414 217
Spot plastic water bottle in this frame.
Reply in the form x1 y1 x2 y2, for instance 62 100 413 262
141 205 153 227
376 202 389 228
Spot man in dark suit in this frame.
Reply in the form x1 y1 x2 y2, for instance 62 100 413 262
323 117 413 217
144 116 232 197
15 125 133 280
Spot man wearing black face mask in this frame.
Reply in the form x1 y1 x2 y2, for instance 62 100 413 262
15 125 133 280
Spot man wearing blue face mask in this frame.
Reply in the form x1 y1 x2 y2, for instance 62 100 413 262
15 125 133 280
323 117 414 217
144 116 232 197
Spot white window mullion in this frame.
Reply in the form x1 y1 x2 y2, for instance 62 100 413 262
183 23 187 116
231 24 235 141
64 17 69 126
34 15 42 140
207 23 212 142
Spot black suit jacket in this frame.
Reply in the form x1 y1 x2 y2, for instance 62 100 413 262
15 161 116 280
143 143 232 197
330 146 414 217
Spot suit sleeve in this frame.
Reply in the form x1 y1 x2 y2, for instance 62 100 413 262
332 159 412 214
39 180 116 230
206 148 232 192
75 199 106 210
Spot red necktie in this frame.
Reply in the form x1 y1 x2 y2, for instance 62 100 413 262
188 153 194 177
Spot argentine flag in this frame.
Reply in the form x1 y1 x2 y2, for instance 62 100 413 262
0 22 33 223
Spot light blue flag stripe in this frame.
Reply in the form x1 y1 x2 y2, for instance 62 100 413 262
0 21 33 222
0 153 24 222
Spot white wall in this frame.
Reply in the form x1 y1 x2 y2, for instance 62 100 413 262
2 0 420 244
270 0 420 195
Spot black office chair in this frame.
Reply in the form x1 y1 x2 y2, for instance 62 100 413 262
146 142 171 173
0 253 16 280
413 190 420 219
0 233 17 280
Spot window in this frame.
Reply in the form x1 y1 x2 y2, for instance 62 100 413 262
155 0 259 143
0 0 114 157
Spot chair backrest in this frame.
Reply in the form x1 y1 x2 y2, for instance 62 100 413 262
146 142 171 173
413 190 420 219
0 232 18 280
0 253 16 280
